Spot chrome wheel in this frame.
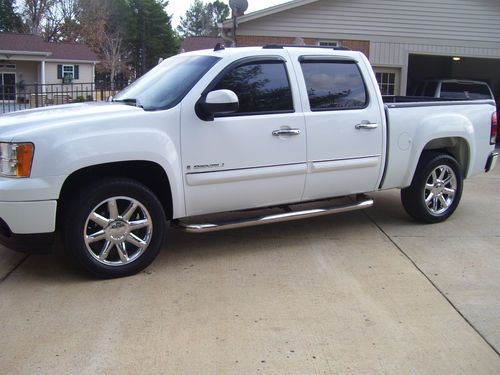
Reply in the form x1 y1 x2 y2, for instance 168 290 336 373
84 196 153 266
424 165 457 216
402 153 463 223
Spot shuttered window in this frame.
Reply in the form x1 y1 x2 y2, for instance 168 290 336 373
57 64 80 80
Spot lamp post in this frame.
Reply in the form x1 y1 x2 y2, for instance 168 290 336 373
228 0 248 47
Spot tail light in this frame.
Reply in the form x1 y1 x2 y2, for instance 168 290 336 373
491 112 497 145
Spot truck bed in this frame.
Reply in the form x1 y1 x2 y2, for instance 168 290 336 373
381 98 496 191
382 96 494 108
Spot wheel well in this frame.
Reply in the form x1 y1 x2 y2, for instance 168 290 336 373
57 161 173 229
422 137 470 177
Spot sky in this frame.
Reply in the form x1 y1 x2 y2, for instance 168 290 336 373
166 0 290 27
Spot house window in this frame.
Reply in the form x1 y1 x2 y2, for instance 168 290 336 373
63 65 74 81
376 72 395 95
57 64 80 82
374 68 401 96
318 41 340 47
0 64 16 69
0 72 16 100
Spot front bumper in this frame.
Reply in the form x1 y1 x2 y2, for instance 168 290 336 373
0 218 54 253
485 151 498 172
0 200 57 253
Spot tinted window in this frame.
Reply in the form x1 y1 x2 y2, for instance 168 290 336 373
213 61 293 114
301 61 367 110
440 82 492 100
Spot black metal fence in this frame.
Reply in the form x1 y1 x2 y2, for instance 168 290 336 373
0 82 128 114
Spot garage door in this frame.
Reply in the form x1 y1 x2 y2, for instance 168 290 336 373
407 54 500 102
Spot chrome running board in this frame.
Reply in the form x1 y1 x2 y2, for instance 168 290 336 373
172 195 374 233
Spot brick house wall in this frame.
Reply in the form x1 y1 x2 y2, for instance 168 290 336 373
236 35 370 58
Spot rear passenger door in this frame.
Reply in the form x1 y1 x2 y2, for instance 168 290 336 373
293 55 385 200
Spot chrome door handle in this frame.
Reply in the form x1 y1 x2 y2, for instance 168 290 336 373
355 123 379 130
272 129 301 136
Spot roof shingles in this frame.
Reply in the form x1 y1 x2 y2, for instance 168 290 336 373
180 36 224 52
0 33 98 61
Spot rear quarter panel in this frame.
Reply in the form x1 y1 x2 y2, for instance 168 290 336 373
381 102 496 189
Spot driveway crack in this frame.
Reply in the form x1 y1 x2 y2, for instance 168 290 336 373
363 210 500 357
0 255 29 283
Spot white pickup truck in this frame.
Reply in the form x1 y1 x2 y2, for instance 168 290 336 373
0 45 497 278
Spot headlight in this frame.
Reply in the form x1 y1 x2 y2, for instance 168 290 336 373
0 143 34 178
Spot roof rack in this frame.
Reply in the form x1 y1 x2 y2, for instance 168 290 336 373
213 43 225 51
262 44 351 51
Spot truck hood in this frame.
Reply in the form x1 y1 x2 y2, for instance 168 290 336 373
0 102 143 140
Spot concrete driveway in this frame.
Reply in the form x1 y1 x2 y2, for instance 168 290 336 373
1 156 499 374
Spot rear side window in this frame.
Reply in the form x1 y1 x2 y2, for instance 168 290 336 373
300 61 368 110
440 82 492 100
212 61 294 115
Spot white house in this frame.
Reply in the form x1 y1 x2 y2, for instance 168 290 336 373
222 0 500 99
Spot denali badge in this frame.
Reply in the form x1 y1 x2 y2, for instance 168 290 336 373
187 163 225 171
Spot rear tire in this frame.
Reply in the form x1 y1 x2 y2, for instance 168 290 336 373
63 178 166 278
401 152 463 223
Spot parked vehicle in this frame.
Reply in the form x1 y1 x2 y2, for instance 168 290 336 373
411 79 494 100
0 46 497 278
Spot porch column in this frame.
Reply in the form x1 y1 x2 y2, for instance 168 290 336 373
41 60 46 93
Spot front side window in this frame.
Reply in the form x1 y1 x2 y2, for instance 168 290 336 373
301 61 368 110
212 61 294 115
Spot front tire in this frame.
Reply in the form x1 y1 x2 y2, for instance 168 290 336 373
401 152 463 223
63 178 166 278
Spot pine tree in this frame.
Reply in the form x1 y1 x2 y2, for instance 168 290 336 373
177 0 229 37
128 0 179 75
0 0 23 32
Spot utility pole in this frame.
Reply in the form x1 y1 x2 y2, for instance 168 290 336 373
134 7 147 76
141 10 146 75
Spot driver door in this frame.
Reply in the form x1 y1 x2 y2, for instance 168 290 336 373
180 55 307 216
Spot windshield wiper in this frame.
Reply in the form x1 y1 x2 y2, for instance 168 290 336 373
112 98 144 109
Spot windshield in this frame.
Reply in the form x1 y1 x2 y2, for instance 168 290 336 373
114 55 220 111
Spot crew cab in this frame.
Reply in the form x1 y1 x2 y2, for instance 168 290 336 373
0 45 497 278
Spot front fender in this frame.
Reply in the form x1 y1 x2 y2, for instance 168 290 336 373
18 107 186 218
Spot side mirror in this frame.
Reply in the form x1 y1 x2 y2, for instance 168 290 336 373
196 89 239 121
